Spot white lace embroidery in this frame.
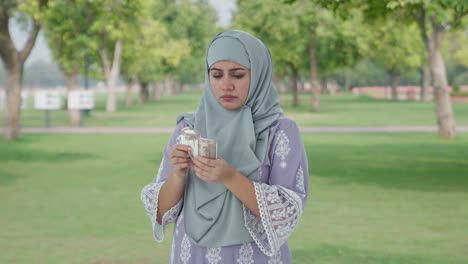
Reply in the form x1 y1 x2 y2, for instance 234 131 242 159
274 130 291 168
180 234 191 264
244 183 303 257
206 247 222 264
176 211 184 236
141 181 182 242
268 250 283 264
237 243 254 264
295 166 305 196
155 156 165 182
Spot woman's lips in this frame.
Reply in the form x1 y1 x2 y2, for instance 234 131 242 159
221 95 237 102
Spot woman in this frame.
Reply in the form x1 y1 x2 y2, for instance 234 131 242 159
141 30 309 264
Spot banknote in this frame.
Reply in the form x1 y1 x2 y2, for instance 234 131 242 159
198 138 217 159
180 128 217 159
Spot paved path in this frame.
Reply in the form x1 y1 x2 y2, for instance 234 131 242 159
2 126 468 134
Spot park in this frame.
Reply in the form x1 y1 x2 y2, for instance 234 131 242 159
1 0 468 263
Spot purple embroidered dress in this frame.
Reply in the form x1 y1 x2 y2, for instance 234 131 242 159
141 117 309 264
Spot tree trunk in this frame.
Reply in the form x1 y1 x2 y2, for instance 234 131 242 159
321 77 327 95
139 81 149 104
289 65 299 107
65 73 80 126
389 68 400 101
344 68 352 92
419 65 431 101
152 82 161 101
99 39 122 113
309 42 320 112
416 8 432 102
273 76 284 104
164 79 173 95
429 17 456 139
125 74 137 107
0 15 41 141
4 65 23 140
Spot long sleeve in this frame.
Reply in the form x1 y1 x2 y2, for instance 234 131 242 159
141 121 186 242
243 118 309 257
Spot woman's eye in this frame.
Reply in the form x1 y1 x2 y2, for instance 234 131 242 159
211 74 222 79
233 74 245 79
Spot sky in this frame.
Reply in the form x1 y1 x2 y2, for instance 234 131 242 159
9 0 236 66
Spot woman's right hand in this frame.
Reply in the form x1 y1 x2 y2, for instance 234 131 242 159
169 144 192 179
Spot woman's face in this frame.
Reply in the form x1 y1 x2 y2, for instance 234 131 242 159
209 60 251 111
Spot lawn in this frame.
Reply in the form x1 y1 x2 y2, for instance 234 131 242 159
4 91 468 128
1 133 467 263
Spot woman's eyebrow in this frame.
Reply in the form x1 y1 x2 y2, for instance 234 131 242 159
209 67 247 72
229 68 248 72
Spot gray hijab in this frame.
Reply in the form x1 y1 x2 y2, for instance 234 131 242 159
177 30 283 247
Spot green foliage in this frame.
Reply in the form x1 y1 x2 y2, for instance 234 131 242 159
234 0 364 80
366 20 422 74
45 0 93 75
157 0 219 84
17 0 49 22
119 0 218 85
233 0 305 76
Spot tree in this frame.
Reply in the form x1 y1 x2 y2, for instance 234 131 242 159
235 0 364 110
45 0 93 126
366 20 422 100
0 0 48 140
387 0 467 138
150 0 218 95
89 0 143 113
311 0 467 138
233 0 309 107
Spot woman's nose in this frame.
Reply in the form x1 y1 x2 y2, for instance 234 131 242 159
221 77 234 91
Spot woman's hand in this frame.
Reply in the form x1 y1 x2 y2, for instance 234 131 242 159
191 156 237 183
169 144 192 179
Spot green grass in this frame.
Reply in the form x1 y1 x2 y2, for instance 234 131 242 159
1 133 467 263
4 91 468 128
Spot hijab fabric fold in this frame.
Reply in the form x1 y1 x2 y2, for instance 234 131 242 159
177 30 283 247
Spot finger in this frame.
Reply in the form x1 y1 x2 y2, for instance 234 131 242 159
171 144 191 153
194 156 215 168
174 144 192 153
174 162 191 169
171 150 190 159
191 158 212 176
171 157 191 165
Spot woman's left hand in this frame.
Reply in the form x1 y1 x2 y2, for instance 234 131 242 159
191 156 236 183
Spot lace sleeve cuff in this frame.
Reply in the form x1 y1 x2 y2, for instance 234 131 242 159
243 182 304 256
141 181 183 242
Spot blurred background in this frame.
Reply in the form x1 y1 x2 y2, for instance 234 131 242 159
1 0 467 263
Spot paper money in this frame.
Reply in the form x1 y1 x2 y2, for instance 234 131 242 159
180 128 199 157
198 138 217 159
180 128 217 159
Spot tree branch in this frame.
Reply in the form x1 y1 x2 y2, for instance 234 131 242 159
18 20 41 64
99 47 111 78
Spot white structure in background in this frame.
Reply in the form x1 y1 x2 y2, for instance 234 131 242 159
34 90 62 110
68 90 94 110
0 90 28 110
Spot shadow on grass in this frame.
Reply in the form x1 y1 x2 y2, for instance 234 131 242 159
0 137 96 163
306 140 468 193
292 244 464 264
0 147 95 163
0 169 25 186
